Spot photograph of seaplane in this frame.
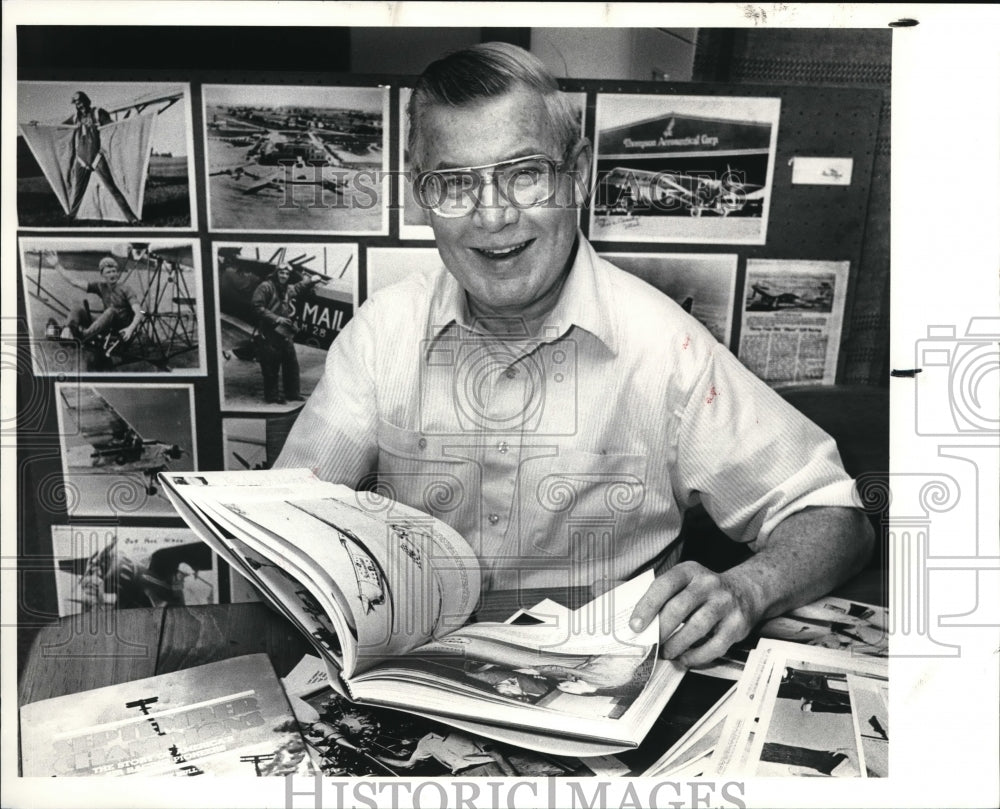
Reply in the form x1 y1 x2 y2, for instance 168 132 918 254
590 93 780 244
51 526 216 617
19 238 206 375
213 241 357 412
203 84 388 234
16 81 196 227
55 382 197 517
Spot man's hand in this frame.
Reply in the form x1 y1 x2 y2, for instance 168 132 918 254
629 561 763 667
119 325 137 343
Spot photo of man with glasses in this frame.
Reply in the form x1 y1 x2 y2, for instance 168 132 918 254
278 42 874 669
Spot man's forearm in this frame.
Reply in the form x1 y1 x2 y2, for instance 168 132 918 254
721 506 875 625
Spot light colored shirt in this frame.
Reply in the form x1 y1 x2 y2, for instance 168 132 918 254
277 235 857 591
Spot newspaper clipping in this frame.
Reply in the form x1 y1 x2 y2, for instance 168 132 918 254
737 259 849 386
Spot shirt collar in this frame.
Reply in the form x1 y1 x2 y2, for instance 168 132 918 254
425 233 619 356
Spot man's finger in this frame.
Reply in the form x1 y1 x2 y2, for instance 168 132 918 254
659 603 722 660
629 566 692 632
678 611 747 668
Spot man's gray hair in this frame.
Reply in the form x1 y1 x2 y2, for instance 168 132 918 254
407 41 580 171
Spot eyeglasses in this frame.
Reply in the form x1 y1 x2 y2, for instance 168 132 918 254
414 154 568 218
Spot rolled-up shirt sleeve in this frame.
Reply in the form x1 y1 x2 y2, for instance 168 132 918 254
274 304 379 487
672 343 859 550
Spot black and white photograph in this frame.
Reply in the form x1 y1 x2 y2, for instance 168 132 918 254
54 382 197 517
222 415 298 471
51 524 217 617
738 259 849 386
598 252 737 346
213 241 357 411
590 93 780 244
19 237 206 375
16 81 197 228
365 246 442 297
6 7 999 809
203 84 389 234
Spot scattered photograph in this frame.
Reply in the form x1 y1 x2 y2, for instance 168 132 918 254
213 241 357 411
398 88 585 240
51 524 217 617
590 94 780 244
204 84 389 234
754 661 864 777
297 687 585 777
19 237 206 375
738 259 849 386
365 246 442 298
17 81 196 228
55 382 197 517
598 252 737 346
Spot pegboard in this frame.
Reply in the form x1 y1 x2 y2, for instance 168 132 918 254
13 61 883 634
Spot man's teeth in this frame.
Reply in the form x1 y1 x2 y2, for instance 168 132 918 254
477 241 530 258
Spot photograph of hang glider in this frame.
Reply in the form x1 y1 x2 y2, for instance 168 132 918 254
55 382 197 517
203 84 388 234
16 81 196 228
19 238 206 375
212 241 357 412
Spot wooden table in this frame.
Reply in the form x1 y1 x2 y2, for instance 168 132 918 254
18 569 885 708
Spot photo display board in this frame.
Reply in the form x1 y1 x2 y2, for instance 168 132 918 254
15 65 882 624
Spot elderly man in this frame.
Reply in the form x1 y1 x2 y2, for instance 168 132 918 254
277 42 873 667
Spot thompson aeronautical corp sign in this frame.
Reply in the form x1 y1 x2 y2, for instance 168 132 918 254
599 112 773 156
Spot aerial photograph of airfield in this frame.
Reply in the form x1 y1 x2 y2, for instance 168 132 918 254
203 84 388 234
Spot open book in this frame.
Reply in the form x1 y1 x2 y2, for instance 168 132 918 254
160 468 685 756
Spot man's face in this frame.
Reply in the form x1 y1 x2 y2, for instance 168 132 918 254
100 265 120 284
71 94 88 114
419 87 588 322
276 268 291 284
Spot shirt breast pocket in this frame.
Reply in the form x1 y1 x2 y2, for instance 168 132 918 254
514 449 648 560
376 419 471 520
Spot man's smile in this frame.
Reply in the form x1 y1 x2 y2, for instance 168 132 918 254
471 239 534 261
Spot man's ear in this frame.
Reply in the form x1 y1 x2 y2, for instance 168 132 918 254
570 138 594 207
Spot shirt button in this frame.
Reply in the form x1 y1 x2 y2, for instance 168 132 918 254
497 441 508 454
417 437 427 450
488 513 500 525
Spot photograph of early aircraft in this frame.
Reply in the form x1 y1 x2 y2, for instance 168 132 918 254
51 525 216 617
19 238 206 375
594 165 767 218
16 81 196 228
203 84 388 234
55 383 197 517
213 241 357 411
590 93 780 244
223 416 299 471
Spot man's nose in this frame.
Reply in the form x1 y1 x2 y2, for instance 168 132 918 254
471 177 519 231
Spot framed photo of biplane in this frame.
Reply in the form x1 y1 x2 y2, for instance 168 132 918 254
590 93 781 245
18 237 207 376
211 240 358 412
16 81 198 229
